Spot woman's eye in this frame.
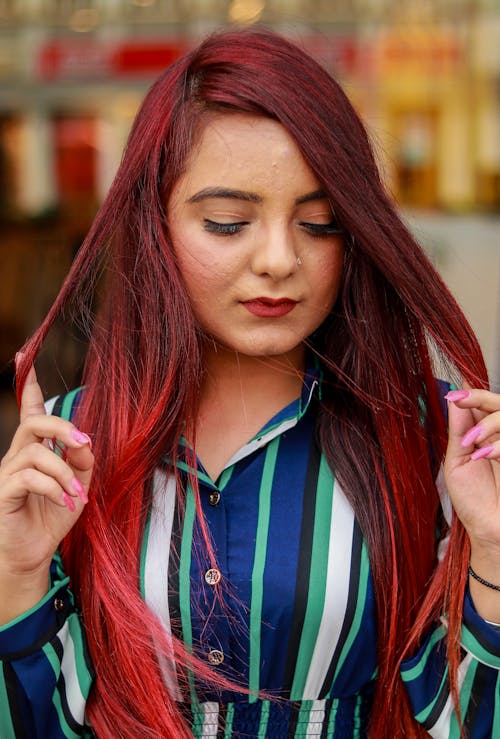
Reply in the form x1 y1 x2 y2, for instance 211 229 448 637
203 219 248 235
300 221 343 238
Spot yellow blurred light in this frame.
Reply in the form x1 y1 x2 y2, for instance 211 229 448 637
132 0 156 6
228 0 265 25
69 8 100 33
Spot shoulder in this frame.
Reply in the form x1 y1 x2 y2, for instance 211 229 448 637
45 387 85 421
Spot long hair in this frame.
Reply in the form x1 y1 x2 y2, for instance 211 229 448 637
17 28 487 737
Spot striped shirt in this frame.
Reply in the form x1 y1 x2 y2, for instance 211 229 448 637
1 369 499 738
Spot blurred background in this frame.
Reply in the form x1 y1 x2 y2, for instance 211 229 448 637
1 0 499 452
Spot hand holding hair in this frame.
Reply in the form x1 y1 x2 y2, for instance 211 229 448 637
444 387 500 620
0 362 94 624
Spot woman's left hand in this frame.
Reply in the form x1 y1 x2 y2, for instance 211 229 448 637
444 387 500 556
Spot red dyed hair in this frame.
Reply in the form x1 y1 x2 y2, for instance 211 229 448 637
16 28 488 737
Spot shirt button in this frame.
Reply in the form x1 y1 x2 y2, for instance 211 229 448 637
208 491 220 506
205 568 221 586
207 649 224 666
54 598 65 611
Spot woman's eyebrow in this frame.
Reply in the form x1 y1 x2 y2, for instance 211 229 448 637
295 189 329 205
187 187 263 204
186 187 329 205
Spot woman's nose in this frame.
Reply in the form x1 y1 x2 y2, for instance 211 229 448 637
250 225 298 280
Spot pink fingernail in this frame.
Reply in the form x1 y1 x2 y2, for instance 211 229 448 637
461 424 482 447
71 429 92 446
71 477 88 503
444 390 470 401
62 492 76 512
471 445 494 461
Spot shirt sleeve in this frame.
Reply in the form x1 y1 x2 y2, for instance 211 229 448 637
0 553 94 738
401 590 500 738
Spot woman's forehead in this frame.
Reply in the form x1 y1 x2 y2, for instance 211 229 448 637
172 113 322 201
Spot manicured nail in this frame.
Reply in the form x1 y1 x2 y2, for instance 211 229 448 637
444 390 470 401
71 429 92 446
62 492 76 512
461 424 482 447
471 445 494 461
71 477 88 503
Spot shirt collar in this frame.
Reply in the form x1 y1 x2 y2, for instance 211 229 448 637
164 360 321 485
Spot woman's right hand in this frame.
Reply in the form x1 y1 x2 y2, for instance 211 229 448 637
0 365 94 622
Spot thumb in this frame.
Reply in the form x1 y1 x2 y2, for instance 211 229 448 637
19 364 46 423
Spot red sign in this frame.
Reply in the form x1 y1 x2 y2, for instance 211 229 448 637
38 39 190 80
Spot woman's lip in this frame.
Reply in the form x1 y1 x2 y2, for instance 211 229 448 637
242 298 298 317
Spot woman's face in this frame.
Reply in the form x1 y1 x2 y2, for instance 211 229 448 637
167 113 344 364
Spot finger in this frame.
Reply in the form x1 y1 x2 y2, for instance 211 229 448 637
8 415 92 458
444 387 500 416
445 400 476 466
64 445 94 489
19 365 46 423
0 469 84 515
1 443 90 503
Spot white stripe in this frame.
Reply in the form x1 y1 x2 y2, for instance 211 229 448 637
144 469 182 699
45 396 58 415
225 416 299 469
427 652 473 738
201 701 219 737
303 480 355 698
57 621 86 725
306 699 326 737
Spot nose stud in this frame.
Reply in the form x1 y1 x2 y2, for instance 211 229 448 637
296 257 302 266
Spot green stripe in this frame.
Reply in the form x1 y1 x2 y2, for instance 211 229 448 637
291 455 334 698
139 506 152 600
449 658 478 738
492 672 500 737
0 668 16 739
179 483 197 704
461 624 500 668
257 699 270 736
415 667 449 723
42 642 81 739
169 459 215 488
294 699 313 737
400 624 447 682
42 640 60 677
224 703 235 738
327 698 339 736
353 693 362 738
218 466 234 491
333 539 370 682
190 704 204 739
249 438 280 702
59 387 82 421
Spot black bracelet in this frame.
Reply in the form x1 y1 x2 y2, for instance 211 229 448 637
468 564 500 592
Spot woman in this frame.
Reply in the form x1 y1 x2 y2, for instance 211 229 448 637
1 28 499 738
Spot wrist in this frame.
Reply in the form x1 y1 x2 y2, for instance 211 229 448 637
0 566 51 626
467 552 500 624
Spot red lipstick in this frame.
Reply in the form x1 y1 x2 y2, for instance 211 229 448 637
242 297 297 318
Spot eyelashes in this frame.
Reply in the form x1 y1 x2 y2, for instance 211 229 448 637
204 220 248 235
203 219 342 238
300 221 343 238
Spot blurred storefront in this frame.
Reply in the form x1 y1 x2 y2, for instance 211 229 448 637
1 1 499 219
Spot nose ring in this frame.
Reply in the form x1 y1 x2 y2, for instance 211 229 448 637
296 257 302 266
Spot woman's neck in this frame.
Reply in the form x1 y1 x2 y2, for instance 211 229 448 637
192 343 306 480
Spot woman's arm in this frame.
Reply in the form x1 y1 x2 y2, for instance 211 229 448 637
0 553 94 738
